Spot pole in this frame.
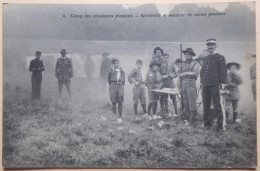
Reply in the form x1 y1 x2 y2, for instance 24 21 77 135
180 44 183 114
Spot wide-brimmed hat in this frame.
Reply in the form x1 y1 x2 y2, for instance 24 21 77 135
112 57 119 64
195 54 205 61
149 59 161 68
226 62 241 70
60 49 68 54
206 38 216 45
153 47 164 55
35 51 41 56
182 48 196 56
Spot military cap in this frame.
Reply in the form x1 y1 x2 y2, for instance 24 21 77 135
206 38 216 45
111 58 119 64
136 59 143 64
149 59 161 68
182 48 196 56
103 52 109 56
226 62 241 70
60 49 68 54
35 51 41 55
153 47 164 55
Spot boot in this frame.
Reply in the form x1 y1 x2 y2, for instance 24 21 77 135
148 103 153 115
152 101 158 115
118 102 123 117
172 100 178 115
141 104 147 114
233 112 237 122
112 103 117 115
160 98 164 113
164 99 168 114
134 104 138 115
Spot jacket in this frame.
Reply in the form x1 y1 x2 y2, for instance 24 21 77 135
145 68 163 89
223 72 242 100
200 53 227 86
180 59 200 80
159 62 178 88
55 57 73 80
127 67 144 85
29 58 45 80
108 67 125 85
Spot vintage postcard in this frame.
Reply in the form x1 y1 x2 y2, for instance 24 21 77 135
2 1 257 169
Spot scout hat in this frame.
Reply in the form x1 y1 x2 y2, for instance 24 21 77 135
206 38 216 45
153 47 164 55
60 49 68 54
182 48 196 56
35 51 41 55
226 62 241 70
111 57 119 64
149 59 161 68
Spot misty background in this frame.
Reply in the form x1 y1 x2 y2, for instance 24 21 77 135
3 2 256 112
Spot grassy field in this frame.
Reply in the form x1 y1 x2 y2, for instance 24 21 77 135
2 78 257 168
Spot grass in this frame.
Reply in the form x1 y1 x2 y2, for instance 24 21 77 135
2 81 257 168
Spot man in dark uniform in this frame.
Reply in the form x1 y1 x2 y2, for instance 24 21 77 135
200 39 227 129
55 49 73 98
29 51 45 99
100 52 111 91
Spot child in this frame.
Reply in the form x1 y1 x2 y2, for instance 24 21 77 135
128 59 147 116
108 58 125 123
223 62 243 122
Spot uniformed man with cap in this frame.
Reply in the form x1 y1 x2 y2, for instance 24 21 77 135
100 52 111 92
29 51 45 99
250 54 256 101
200 39 227 129
179 48 200 123
128 59 147 116
55 49 73 98
108 58 125 122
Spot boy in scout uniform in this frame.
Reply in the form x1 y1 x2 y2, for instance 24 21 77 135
29 51 45 100
145 60 163 116
55 49 73 98
108 58 125 122
200 39 227 129
179 48 200 123
250 54 256 101
128 59 147 116
159 53 178 115
223 62 243 122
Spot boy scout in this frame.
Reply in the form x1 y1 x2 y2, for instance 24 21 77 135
85 54 94 81
200 39 227 129
250 54 256 101
108 58 125 122
151 47 164 64
223 62 243 122
179 48 200 123
128 59 147 116
145 60 163 116
159 53 178 115
55 49 73 98
29 51 45 100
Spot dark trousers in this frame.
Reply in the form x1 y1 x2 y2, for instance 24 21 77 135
202 85 223 127
58 79 71 97
31 75 42 99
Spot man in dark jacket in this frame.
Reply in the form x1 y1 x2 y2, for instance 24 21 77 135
55 49 73 98
200 39 227 129
100 52 111 91
29 51 45 99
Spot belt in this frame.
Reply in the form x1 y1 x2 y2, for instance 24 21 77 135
111 81 123 84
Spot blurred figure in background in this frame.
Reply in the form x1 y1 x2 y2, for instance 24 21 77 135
128 59 147 116
250 54 256 102
179 48 200 124
85 54 94 81
29 51 45 100
159 53 178 115
223 62 243 122
100 52 111 92
108 58 125 123
55 49 73 98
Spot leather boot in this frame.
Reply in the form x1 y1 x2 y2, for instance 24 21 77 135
233 112 237 122
152 101 158 115
134 104 138 115
141 104 147 114
112 103 116 114
148 103 153 115
118 102 123 117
